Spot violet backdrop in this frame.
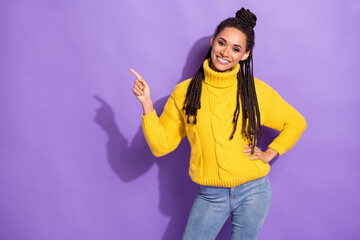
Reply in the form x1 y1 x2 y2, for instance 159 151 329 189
1 0 359 239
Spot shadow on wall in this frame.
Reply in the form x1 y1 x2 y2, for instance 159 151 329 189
93 36 280 240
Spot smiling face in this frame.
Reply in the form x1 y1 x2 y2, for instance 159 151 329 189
210 27 250 72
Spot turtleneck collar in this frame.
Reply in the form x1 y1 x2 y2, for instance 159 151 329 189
202 58 240 88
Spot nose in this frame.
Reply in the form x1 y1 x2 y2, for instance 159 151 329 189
220 46 230 57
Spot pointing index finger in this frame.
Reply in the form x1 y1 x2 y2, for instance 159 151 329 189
129 68 143 80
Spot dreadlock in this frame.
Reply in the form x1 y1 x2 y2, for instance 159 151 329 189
183 8 262 154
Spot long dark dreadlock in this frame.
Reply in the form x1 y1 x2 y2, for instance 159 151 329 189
182 8 262 154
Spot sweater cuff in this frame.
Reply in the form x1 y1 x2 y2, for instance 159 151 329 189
142 109 157 124
268 141 287 156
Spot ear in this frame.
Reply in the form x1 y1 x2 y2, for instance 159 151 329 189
240 51 250 61
210 36 215 47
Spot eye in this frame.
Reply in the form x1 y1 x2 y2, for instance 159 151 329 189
233 48 240 52
218 41 225 46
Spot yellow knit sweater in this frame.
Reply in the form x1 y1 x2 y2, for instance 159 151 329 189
142 58 307 187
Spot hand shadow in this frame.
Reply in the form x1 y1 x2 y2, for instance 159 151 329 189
93 35 280 240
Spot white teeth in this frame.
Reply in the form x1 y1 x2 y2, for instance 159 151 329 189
217 57 229 63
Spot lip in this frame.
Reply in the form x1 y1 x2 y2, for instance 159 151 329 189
216 56 230 65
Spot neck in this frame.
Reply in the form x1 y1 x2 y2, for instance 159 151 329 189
203 58 240 88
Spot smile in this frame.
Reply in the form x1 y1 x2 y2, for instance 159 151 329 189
216 56 230 65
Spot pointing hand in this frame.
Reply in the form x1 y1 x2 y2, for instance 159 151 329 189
130 68 151 103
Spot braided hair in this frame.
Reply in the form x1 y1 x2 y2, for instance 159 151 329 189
182 8 262 154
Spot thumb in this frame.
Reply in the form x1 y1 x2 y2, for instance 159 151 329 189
138 78 148 87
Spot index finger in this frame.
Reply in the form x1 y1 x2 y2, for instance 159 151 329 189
129 68 143 80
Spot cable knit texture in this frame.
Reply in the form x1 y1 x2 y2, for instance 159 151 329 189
142 58 307 187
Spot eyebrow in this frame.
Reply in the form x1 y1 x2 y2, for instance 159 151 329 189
219 37 242 50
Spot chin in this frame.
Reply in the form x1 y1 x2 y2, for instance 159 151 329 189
216 64 232 72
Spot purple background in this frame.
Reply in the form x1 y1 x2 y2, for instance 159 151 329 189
1 0 359 239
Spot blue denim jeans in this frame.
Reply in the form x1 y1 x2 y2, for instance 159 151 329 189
182 175 272 240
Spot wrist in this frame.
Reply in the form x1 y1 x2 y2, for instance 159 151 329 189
265 148 278 161
140 96 152 104
141 98 154 115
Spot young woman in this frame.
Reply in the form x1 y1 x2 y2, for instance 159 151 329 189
130 8 307 240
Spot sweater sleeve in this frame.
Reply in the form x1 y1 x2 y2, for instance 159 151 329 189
259 81 307 156
141 91 187 157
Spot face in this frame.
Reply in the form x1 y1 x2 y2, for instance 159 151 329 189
210 27 250 72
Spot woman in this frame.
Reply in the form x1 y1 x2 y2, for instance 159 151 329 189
130 8 307 240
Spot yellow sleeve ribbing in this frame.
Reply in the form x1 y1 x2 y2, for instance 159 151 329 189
141 93 186 157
